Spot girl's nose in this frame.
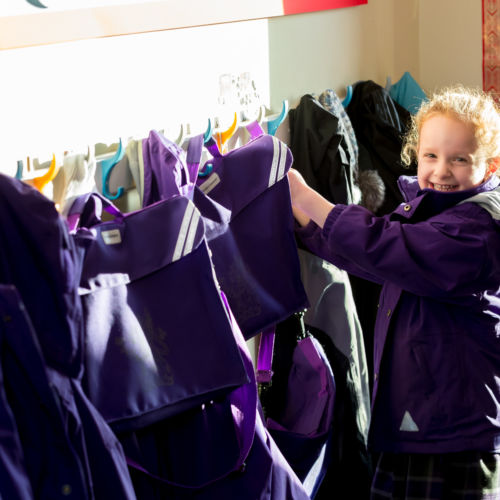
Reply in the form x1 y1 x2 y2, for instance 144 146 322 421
434 160 451 178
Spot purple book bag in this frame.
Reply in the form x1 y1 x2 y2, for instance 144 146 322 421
141 130 309 339
68 193 249 430
69 190 310 499
122 291 311 499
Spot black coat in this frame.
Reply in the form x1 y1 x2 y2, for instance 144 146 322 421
288 94 360 206
346 80 417 215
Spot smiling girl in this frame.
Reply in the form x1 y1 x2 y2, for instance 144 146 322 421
288 86 500 499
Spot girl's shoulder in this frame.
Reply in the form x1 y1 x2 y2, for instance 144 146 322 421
458 186 500 223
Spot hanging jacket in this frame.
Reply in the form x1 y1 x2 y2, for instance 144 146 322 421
288 94 361 207
0 174 136 499
345 80 416 216
0 288 34 500
388 71 428 115
296 174 500 453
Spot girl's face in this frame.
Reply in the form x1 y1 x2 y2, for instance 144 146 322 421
417 114 488 192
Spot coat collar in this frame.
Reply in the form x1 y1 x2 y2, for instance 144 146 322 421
396 174 500 218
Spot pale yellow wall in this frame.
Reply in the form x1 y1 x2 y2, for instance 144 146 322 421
268 0 397 109
418 0 482 93
393 0 420 81
267 0 483 107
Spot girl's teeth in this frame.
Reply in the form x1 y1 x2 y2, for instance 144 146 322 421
434 183 457 191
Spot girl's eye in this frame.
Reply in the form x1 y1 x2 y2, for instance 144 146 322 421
453 157 468 163
423 153 436 159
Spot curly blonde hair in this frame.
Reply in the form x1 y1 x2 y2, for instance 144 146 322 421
401 85 500 174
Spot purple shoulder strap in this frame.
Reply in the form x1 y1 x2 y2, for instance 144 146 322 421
245 120 265 140
66 192 122 231
256 328 275 384
186 134 204 184
203 136 222 158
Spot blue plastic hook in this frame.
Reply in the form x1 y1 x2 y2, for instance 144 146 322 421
342 86 353 108
101 139 125 200
15 160 23 180
25 0 47 7
203 118 213 144
266 100 288 136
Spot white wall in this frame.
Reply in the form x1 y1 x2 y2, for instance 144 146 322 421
0 20 271 174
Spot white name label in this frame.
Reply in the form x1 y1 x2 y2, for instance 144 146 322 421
101 229 122 245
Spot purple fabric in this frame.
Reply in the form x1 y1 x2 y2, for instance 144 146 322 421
142 130 309 339
267 337 335 437
260 330 335 500
0 284 137 500
141 131 190 206
122 291 311 499
123 290 256 489
0 174 136 499
0 285 90 499
70 193 249 430
0 287 34 500
297 173 500 454
264 335 335 498
0 174 82 377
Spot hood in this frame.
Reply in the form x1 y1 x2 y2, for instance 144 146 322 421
459 185 500 220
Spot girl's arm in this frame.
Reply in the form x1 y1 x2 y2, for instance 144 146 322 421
288 169 384 284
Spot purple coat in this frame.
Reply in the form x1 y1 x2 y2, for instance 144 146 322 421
297 174 500 453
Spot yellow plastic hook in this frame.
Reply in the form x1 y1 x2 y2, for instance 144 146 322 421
31 154 59 192
215 112 238 151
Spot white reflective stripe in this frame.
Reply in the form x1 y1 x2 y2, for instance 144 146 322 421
268 136 280 187
183 210 200 257
172 203 194 262
399 410 419 432
276 140 287 181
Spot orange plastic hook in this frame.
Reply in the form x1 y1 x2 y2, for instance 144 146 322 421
215 112 238 151
32 154 59 192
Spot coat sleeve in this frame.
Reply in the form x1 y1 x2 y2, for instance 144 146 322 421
295 208 384 285
300 203 497 299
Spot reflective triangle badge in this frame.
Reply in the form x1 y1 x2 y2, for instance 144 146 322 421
399 411 419 432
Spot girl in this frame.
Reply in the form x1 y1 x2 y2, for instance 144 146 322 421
288 86 500 499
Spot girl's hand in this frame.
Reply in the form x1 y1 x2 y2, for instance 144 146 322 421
287 169 334 229
287 169 310 209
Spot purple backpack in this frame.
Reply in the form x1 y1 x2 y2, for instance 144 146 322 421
258 317 335 498
141 130 309 339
